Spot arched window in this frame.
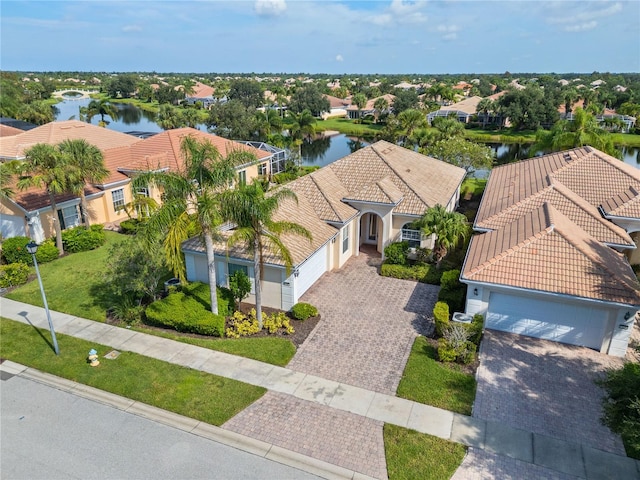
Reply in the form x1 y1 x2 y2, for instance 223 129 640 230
401 223 421 248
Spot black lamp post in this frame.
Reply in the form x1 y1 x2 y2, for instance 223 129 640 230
26 241 59 355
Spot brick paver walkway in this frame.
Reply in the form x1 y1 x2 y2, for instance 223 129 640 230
224 248 438 480
473 330 626 455
223 392 388 479
289 247 439 395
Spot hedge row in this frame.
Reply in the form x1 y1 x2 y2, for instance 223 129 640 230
1 237 58 265
145 291 225 337
380 263 442 284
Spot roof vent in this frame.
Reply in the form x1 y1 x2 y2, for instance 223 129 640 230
563 153 572 161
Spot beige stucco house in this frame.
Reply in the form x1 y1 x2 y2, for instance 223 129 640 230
183 140 466 310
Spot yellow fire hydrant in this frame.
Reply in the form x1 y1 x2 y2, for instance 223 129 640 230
88 349 100 367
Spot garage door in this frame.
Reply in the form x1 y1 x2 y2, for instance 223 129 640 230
295 245 328 299
487 293 608 350
0 215 26 239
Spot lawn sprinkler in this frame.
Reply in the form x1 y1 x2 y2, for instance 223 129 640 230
87 349 100 367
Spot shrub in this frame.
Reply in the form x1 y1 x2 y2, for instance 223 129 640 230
1 236 32 265
440 269 461 291
433 301 450 337
597 363 640 459
110 295 144 325
437 338 457 362
61 225 106 253
263 311 295 334
438 324 477 364
384 241 409 266
145 291 225 336
180 282 233 316
119 218 142 235
437 288 466 315
0 262 30 288
414 247 432 264
229 270 251 310
291 302 318 321
35 240 59 263
226 309 295 337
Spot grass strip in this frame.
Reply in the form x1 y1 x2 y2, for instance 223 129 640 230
384 424 466 480
396 336 476 416
0 318 266 426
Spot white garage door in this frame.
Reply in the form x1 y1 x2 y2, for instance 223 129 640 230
0 214 26 239
295 245 328 300
487 293 608 350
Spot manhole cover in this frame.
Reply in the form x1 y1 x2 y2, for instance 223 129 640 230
104 350 121 360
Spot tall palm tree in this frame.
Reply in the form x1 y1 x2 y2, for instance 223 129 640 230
352 93 367 121
58 139 109 226
86 99 119 126
287 109 316 156
18 144 79 255
255 109 283 140
133 136 243 314
416 204 469 267
220 182 312 328
373 97 389 124
0 160 21 200
476 98 495 128
533 107 618 157
398 108 427 141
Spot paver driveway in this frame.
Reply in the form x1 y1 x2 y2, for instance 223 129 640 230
224 248 439 480
473 330 626 455
288 247 439 394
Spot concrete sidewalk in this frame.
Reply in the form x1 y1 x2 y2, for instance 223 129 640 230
2 298 638 480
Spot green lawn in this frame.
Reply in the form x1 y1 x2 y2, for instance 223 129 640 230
6 231 125 322
384 424 466 480
314 117 383 136
5 232 297 366
0 318 266 426
396 336 477 415
461 177 487 198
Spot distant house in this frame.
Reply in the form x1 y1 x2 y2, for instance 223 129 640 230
559 101 636 133
427 96 482 124
183 140 466 310
461 146 640 356
321 95 351 119
184 81 216 108
0 121 281 241
346 94 395 120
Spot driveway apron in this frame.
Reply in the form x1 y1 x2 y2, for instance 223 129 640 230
224 248 439 479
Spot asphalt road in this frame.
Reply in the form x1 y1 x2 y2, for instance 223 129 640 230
0 374 322 480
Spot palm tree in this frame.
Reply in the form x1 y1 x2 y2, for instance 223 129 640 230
416 204 469 267
476 98 495 128
287 109 316 156
58 139 109 227
373 97 389 124
18 144 79 255
255 109 283 140
398 108 427 142
533 107 618 157
0 160 21 200
133 136 243 315
220 182 312 328
86 99 119 126
352 93 367 121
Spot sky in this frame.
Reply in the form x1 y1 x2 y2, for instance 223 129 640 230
1 0 639 75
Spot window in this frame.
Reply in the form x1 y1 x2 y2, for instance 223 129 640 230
258 163 267 176
402 223 421 249
57 205 80 230
228 263 249 278
111 188 125 211
238 170 247 185
342 224 349 253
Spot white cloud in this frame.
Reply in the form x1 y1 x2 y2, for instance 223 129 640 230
122 24 142 33
547 1 623 32
254 0 286 17
435 24 459 40
366 0 427 27
336 54 344 62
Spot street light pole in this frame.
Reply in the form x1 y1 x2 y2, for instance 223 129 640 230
26 241 59 355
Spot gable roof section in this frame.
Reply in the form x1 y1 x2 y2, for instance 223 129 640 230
476 177 633 247
463 203 640 306
325 140 465 216
289 168 356 223
0 120 140 159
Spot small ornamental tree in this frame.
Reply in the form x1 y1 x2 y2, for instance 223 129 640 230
229 270 251 311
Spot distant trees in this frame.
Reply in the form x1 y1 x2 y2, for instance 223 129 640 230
228 79 264 109
105 74 138 98
207 100 259 140
497 87 559 130
289 84 330 116
392 89 420 114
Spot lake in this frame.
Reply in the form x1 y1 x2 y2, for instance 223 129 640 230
54 98 639 170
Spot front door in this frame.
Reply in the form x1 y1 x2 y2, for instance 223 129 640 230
361 213 378 245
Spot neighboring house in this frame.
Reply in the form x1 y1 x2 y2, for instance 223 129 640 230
346 94 396 120
183 140 466 310
427 96 482 124
321 95 351 119
184 81 216 108
0 121 279 241
559 101 636 133
0 117 38 132
460 146 640 356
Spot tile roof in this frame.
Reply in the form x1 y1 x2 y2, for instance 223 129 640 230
463 203 640 305
346 94 396 112
0 124 24 137
432 96 483 115
0 120 140 159
468 146 640 307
